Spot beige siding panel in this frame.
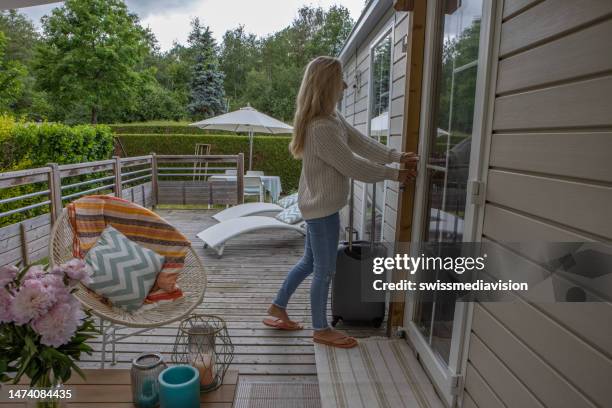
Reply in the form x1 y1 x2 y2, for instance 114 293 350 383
385 188 398 207
392 55 407 82
483 208 612 357
497 19 612 94
357 47 370 68
490 132 612 182
472 304 596 408
502 0 541 19
392 76 406 99
394 17 409 43
390 96 405 119
390 116 404 136
536 303 612 358
499 0 612 56
353 109 369 126
468 334 545 408
387 180 399 192
388 135 403 152
493 75 612 131
464 363 505 408
462 392 478 408
382 221 395 243
393 40 405 63
345 103 355 117
354 96 369 115
384 204 397 225
480 301 612 407
395 11 409 27
483 204 594 243
486 170 612 239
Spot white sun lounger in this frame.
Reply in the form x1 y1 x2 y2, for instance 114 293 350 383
212 202 283 222
197 216 305 257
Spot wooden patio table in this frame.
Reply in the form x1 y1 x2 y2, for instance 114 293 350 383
0 369 238 407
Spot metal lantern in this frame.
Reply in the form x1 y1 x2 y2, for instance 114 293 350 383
171 315 234 392
131 352 167 408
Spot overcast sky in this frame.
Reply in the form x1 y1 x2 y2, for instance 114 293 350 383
17 0 366 52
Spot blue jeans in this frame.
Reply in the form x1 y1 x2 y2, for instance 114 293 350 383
273 212 339 330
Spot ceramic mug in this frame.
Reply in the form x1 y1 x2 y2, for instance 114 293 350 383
158 365 200 408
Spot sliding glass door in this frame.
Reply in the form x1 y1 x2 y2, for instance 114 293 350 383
403 0 495 406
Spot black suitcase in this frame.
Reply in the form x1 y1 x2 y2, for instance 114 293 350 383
331 180 386 328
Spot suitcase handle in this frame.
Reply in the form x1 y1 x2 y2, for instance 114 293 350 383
346 179 377 251
348 179 354 250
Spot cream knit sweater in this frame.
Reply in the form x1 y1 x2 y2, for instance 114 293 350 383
297 113 402 220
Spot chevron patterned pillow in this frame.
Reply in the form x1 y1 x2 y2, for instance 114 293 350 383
274 203 303 224
277 193 298 209
84 226 165 312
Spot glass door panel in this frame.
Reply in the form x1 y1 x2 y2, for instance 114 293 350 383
412 0 483 366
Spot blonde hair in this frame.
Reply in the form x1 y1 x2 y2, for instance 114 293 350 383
290 56 344 158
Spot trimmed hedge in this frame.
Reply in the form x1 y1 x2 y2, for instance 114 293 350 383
0 116 115 227
1 118 114 170
117 134 301 192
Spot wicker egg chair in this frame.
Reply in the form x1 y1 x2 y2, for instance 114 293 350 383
49 207 207 367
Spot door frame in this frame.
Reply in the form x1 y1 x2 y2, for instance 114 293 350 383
402 0 499 406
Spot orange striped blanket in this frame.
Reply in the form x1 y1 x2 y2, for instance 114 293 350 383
67 195 190 303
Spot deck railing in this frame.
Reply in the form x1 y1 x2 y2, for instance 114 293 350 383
0 153 244 267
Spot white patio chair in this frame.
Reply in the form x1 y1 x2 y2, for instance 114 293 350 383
197 216 305 257
49 208 207 368
243 176 265 202
211 192 297 222
212 202 284 222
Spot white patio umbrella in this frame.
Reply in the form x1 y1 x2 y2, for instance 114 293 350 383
189 105 293 170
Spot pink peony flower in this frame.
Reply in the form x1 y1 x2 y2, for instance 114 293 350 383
10 279 56 325
0 265 18 287
61 259 92 286
39 273 66 299
23 265 45 281
32 301 85 347
0 289 14 323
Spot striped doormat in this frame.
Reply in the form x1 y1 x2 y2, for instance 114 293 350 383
315 338 444 408
233 380 322 408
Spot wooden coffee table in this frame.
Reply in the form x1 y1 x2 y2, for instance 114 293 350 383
0 369 239 407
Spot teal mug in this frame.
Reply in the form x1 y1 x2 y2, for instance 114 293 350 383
158 365 200 408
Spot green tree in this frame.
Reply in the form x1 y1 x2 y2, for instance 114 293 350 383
0 10 50 119
220 5 354 121
186 18 226 118
188 57 226 118
34 0 151 123
220 25 259 107
0 10 39 64
0 31 26 112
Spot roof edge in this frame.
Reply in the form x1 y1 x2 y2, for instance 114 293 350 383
338 0 394 63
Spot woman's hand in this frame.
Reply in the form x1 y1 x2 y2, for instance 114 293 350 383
398 169 418 186
400 152 419 164
398 152 419 186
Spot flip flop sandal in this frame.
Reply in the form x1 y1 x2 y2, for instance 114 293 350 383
313 334 358 349
262 318 304 331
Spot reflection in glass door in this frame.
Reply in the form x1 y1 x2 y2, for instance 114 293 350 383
403 0 493 405
413 0 483 366
365 31 392 242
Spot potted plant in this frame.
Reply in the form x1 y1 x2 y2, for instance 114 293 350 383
0 260 99 408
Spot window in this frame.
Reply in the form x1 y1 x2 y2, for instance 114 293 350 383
364 31 392 242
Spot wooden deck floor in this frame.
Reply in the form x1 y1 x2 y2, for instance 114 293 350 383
79 209 386 379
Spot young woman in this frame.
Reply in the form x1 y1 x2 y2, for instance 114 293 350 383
263 56 418 348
